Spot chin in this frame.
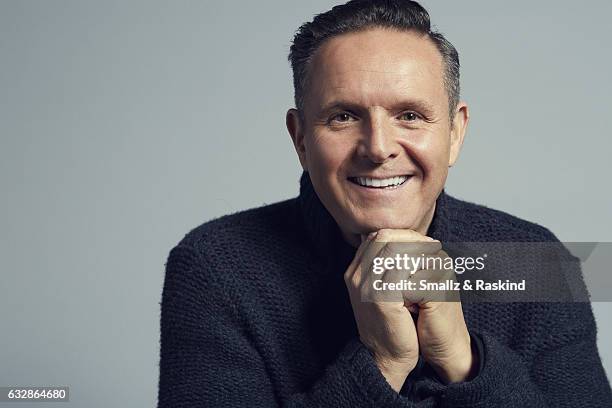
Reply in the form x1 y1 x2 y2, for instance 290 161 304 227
348 211 420 234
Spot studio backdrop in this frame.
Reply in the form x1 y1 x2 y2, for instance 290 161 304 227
1 1 610 407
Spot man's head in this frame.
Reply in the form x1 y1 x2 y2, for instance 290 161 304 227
286 0 469 246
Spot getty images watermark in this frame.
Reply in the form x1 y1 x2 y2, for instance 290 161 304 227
357 242 612 303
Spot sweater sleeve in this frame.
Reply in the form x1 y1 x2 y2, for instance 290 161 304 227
158 244 414 408
411 303 612 407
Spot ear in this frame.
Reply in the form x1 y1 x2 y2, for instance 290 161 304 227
448 101 469 167
286 108 308 171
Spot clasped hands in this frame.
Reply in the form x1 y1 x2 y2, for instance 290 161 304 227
344 229 477 392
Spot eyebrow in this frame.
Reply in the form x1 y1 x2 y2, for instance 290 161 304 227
317 98 437 118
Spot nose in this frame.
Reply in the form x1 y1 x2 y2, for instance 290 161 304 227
357 112 401 164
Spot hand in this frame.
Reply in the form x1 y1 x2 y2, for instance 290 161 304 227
378 229 476 384
345 229 477 390
416 301 476 383
343 229 439 391
389 231 476 383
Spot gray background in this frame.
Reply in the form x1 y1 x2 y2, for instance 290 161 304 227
1 1 610 406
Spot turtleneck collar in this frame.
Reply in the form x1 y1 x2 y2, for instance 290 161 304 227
296 170 453 263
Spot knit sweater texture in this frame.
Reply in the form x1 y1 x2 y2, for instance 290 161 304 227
158 172 612 407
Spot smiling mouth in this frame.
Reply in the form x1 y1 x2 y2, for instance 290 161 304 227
348 175 411 189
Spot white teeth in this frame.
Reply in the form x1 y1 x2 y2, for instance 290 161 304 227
353 176 409 188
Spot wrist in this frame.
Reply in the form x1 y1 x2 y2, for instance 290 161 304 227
429 339 478 384
374 355 417 392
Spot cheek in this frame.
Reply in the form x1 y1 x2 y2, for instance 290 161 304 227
402 129 451 176
306 133 353 173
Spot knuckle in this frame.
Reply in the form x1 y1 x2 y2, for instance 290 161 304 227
376 229 393 242
343 271 351 283
378 243 394 258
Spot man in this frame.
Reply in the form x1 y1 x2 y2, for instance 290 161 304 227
158 0 611 406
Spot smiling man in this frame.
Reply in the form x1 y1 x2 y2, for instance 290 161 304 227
158 1 611 407
286 25 465 247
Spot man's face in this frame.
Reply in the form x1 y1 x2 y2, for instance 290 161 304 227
287 28 468 245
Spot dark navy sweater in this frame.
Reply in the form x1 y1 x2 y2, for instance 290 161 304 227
158 172 612 407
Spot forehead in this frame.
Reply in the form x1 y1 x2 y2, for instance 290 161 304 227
307 28 446 108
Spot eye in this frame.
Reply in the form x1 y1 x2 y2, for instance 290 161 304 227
329 112 355 123
398 111 420 122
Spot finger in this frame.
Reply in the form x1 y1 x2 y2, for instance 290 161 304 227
344 231 378 283
406 265 461 304
360 231 376 243
358 230 442 284
394 249 458 307
357 238 440 299
375 230 442 255
353 232 378 265
353 232 447 302
375 229 440 244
